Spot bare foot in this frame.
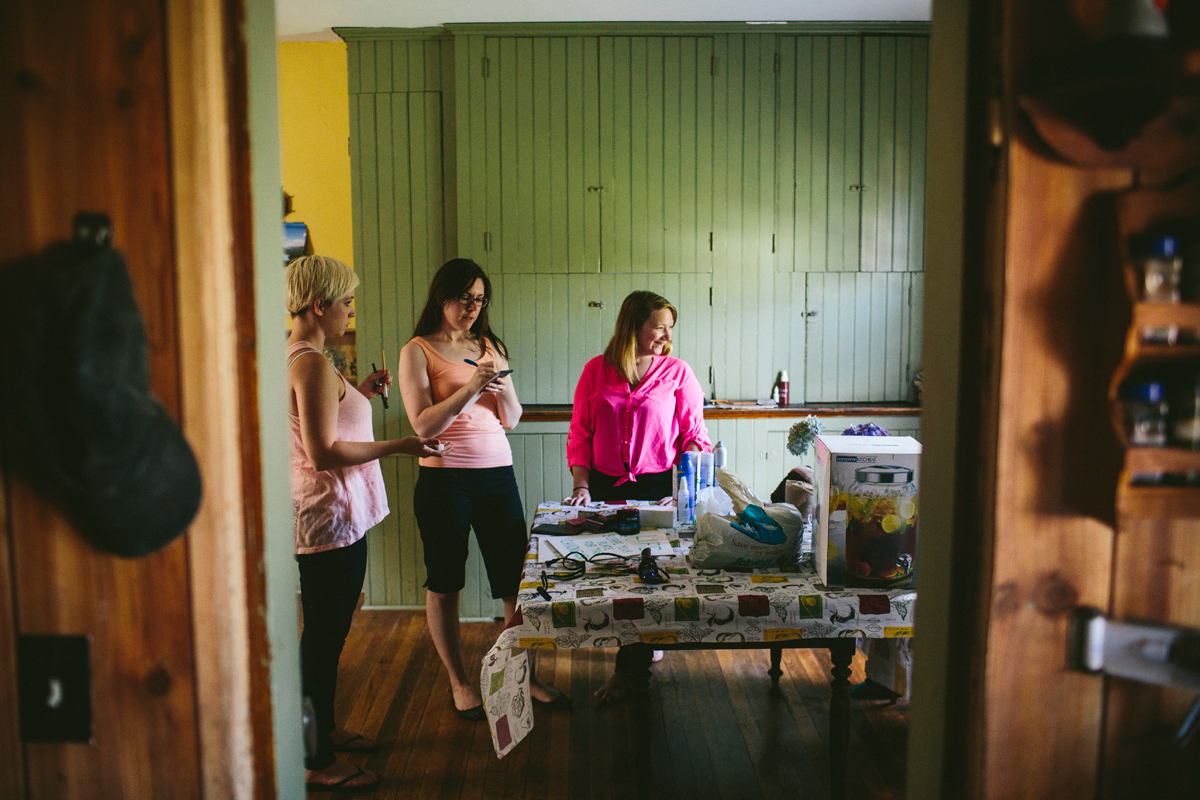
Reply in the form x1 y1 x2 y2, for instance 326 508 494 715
530 678 558 704
304 760 379 790
330 727 376 751
450 681 483 712
593 672 649 703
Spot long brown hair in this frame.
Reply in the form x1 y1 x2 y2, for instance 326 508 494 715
412 258 509 361
603 290 677 385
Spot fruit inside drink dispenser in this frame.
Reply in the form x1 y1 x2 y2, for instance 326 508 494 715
845 465 917 586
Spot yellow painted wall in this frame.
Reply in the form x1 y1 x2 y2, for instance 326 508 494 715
279 41 355 330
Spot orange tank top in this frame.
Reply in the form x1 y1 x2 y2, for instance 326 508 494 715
411 336 513 469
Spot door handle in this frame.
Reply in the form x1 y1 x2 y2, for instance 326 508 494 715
1069 608 1200 747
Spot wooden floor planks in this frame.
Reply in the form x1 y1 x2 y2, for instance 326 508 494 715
305 610 908 800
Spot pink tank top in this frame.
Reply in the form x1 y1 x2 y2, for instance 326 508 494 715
411 336 513 469
287 342 389 554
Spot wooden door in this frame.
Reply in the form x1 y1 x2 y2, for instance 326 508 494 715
0 0 272 796
911 0 1200 796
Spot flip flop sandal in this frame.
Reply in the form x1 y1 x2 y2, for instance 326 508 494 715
305 765 379 793
332 732 377 752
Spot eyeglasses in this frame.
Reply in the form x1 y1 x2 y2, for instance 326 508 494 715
452 294 489 308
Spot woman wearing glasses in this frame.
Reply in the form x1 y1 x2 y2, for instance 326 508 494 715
398 258 571 720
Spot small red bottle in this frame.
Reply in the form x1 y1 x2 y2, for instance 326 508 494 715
778 371 789 407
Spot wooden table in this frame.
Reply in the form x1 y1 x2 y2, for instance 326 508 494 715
481 503 916 799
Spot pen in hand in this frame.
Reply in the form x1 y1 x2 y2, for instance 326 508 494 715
372 362 389 409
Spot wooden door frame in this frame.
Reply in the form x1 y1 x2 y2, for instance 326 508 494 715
168 0 277 795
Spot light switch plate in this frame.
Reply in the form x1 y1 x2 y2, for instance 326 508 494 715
17 634 92 743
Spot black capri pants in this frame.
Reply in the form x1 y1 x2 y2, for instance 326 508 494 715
413 465 528 598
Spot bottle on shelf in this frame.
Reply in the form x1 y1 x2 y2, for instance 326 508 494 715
778 370 790 407
714 441 728 471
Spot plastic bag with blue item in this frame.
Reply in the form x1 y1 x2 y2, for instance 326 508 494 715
689 468 803 568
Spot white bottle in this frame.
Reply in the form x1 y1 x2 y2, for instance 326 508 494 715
698 451 714 493
714 441 728 471
676 479 692 527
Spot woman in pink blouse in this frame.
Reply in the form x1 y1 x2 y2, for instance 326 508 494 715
564 290 711 700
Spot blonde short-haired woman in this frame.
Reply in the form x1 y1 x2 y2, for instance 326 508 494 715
286 255 444 792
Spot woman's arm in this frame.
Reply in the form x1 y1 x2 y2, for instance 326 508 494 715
397 339 498 438
292 355 443 471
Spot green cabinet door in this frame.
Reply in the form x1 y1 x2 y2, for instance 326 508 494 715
473 36 600 273
775 35 928 275
598 36 714 273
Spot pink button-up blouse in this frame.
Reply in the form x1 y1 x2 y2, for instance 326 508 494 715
567 354 711 485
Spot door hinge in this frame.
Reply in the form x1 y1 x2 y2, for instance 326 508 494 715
484 232 492 252
709 287 713 306
482 57 490 78
708 232 713 251
772 233 776 254
709 366 714 384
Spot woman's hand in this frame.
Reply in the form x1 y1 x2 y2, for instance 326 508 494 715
563 486 591 506
358 367 392 399
468 359 502 394
397 437 450 458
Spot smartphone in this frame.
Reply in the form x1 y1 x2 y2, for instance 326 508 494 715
486 369 513 385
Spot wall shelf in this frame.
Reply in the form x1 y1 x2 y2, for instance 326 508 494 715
1108 174 1200 518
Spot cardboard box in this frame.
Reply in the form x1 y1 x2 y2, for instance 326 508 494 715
814 435 921 589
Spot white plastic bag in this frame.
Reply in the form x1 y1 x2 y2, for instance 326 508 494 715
695 484 734 518
715 467 761 512
690 468 804 568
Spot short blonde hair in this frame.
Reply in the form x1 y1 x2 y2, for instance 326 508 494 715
604 290 677 385
286 255 359 315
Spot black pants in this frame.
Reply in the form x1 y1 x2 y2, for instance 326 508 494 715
413 465 527 598
588 468 670 678
297 536 368 770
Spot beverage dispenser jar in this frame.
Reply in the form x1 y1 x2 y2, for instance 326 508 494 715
845 466 917 586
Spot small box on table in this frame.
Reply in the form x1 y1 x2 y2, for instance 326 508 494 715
814 435 921 589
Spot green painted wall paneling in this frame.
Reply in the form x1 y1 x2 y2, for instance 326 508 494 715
347 36 505 615
345 26 929 610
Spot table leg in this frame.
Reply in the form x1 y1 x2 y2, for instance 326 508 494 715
829 639 854 800
768 645 783 689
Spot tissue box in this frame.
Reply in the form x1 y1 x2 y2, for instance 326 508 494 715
814 435 921 589
638 505 676 529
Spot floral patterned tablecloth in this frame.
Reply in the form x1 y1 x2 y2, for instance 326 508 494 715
481 503 917 758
